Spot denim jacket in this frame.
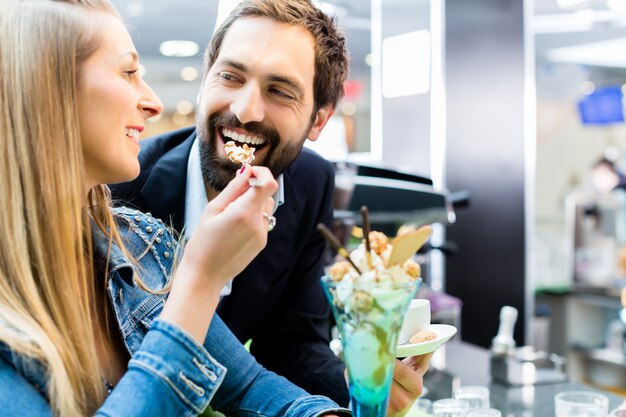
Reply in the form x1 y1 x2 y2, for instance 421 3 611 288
0 207 350 417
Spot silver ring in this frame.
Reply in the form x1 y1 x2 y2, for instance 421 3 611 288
262 212 276 232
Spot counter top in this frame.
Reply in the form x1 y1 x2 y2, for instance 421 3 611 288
421 341 625 416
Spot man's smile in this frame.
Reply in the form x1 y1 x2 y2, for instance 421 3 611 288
216 125 272 162
221 127 266 146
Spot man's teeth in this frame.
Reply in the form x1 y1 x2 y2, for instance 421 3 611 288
222 128 265 146
125 128 140 139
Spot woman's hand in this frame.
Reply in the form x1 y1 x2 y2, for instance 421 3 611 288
179 164 277 290
160 164 277 342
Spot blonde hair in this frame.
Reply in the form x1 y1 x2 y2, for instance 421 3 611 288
0 0 132 415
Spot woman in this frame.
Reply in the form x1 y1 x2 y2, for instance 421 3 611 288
0 1 349 416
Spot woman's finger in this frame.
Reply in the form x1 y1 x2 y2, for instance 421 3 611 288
263 197 275 216
244 166 278 206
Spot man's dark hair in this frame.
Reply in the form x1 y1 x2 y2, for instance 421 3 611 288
204 0 349 111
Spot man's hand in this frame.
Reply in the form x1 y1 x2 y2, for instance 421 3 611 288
387 353 433 417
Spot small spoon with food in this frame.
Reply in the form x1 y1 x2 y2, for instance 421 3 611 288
224 141 264 187
224 140 256 165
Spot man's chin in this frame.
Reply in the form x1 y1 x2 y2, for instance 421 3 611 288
201 158 238 192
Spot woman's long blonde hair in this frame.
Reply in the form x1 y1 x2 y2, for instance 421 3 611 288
0 1 133 415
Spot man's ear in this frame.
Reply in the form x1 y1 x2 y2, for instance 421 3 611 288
307 106 334 142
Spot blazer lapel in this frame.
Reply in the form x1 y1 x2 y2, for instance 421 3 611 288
140 131 196 231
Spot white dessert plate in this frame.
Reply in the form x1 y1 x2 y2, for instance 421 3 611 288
395 324 457 357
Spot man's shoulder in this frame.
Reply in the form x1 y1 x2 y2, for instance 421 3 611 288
280 148 335 210
289 147 335 180
138 126 196 168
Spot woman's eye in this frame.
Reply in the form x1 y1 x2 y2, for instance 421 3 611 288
124 69 138 79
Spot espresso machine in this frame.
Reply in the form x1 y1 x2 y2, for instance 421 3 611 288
332 161 456 232
565 191 626 289
330 161 466 297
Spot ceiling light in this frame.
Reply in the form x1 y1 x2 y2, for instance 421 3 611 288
172 112 190 127
180 66 199 81
581 81 595 95
340 101 357 116
176 100 194 116
159 40 199 58
546 37 626 68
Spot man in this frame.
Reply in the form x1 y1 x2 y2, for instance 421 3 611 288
111 0 430 413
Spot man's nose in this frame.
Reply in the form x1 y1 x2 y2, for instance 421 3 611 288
231 83 264 124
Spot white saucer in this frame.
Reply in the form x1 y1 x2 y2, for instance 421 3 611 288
395 324 457 357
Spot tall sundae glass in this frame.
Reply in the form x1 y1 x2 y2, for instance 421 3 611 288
321 276 419 417
318 218 431 417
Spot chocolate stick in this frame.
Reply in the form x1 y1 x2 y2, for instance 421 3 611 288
317 223 362 275
360 206 373 270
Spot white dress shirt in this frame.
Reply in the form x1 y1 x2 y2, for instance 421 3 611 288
184 138 284 296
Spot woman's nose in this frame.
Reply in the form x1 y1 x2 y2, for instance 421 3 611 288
138 81 163 118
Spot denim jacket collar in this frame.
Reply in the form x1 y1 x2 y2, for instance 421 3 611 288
91 219 134 286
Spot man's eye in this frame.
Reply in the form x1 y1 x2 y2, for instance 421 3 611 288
220 72 238 82
270 88 294 100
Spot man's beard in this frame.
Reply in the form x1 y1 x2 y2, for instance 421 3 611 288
196 112 310 192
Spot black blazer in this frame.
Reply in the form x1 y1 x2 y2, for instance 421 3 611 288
110 127 349 406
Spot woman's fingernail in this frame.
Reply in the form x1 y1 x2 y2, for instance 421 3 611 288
239 164 247 174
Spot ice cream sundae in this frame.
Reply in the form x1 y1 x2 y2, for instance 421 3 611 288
319 215 432 416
